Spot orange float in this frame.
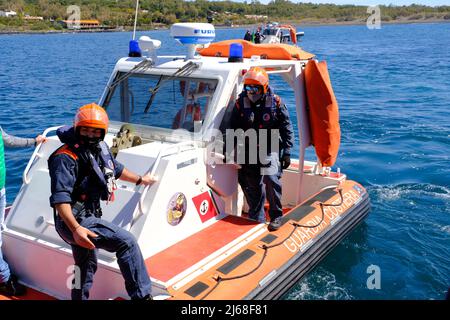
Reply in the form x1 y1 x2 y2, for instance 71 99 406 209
198 39 315 61
304 60 341 167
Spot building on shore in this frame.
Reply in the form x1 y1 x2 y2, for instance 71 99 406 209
244 14 268 21
24 15 44 21
59 19 101 30
0 10 17 18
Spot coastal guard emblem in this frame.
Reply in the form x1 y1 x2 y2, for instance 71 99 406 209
199 200 209 216
192 191 218 223
167 193 187 226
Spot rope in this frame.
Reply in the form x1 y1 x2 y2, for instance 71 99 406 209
292 188 343 229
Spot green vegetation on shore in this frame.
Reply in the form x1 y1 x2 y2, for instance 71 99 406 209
1 0 449 32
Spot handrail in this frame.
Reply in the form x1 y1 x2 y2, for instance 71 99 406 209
131 140 197 227
266 66 293 75
23 126 62 185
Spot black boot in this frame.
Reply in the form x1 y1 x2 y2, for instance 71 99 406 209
0 275 27 297
268 216 282 232
132 294 153 300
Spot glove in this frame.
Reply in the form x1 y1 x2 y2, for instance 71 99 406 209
281 153 291 170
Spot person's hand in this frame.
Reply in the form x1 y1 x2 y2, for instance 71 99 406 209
35 135 47 144
73 226 98 249
141 174 158 186
281 153 291 170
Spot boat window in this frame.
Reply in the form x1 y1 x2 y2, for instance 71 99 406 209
263 28 278 36
103 73 218 132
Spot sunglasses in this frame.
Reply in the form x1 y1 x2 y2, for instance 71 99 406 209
244 85 262 94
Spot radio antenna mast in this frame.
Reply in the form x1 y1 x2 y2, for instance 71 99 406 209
132 0 140 40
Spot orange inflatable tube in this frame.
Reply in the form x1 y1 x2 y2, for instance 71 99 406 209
304 60 341 167
198 39 314 61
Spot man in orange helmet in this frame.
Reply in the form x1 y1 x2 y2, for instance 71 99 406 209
48 103 155 300
230 67 294 231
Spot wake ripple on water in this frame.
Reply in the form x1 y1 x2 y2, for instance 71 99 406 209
367 183 450 236
283 268 353 300
441 226 450 234
369 183 450 206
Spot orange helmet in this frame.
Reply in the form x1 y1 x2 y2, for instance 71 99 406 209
74 103 109 133
243 67 269 93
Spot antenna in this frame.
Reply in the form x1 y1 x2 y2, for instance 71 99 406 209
132 0 140 40
129 0 142 57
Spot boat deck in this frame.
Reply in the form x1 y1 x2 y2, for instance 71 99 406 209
145 215 261 283
145 204 293 286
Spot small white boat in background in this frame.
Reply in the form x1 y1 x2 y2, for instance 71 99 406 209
261 22 305 45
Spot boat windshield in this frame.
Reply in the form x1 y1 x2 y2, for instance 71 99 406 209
263 28 278 36
103 72 218 132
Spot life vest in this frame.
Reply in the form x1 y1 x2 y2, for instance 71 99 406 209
172 103 202 129
0 130 5 190
236 87 282 131
52 141 117 205
254 32 262 43
234 88 285 165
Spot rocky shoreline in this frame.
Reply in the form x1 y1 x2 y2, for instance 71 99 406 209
1 18 449 35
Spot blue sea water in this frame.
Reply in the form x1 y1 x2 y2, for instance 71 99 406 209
0 23 449 300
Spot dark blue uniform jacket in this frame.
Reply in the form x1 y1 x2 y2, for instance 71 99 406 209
48 126 124 211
